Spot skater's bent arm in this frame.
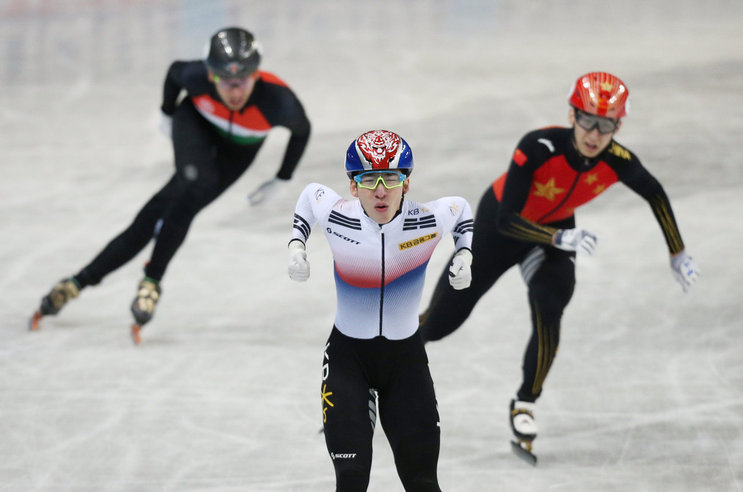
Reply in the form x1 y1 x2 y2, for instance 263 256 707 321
496 164 558 246
160 61 190 116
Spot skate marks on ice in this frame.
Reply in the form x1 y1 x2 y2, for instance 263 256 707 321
3 0 743 491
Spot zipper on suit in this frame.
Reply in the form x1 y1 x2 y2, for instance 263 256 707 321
537 171 583 223
378 232 385 337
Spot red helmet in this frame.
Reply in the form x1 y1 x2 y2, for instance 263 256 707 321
568 72 629 119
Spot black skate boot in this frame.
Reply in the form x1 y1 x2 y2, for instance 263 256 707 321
509 398 538 465
130 278 161 344
30 278 81 330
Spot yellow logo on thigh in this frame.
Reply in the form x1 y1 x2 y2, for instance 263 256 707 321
322 383 334 423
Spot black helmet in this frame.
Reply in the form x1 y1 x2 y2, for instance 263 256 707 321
205 27 261 78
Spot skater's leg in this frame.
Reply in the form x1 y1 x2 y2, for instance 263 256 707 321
130 102 257 328
74 176 179 287
516 248 576 402
33 173 178 326
322 328 375 491
419 189 520 342
509 247 574 464
379 335 441 491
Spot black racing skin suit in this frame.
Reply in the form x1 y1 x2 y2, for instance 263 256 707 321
73 60 310 287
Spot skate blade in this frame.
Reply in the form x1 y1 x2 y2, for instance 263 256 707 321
510 439 537 466
131 324 142 345
29 311 43 331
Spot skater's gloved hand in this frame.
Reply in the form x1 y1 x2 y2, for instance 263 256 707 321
158 111 173 139
448 249 473 290
288 240 310 282
248 178 287 206
552 228 597 255
670 250 699 293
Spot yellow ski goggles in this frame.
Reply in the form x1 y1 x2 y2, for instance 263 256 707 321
353 171 406 190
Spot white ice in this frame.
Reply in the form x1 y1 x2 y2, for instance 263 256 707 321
1 1 741 491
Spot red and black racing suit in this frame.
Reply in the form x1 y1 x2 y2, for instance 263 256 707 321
420 126 686 403
73 60 310 287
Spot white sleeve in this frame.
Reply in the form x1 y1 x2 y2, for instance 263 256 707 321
290 183 340 244
439 196 474 251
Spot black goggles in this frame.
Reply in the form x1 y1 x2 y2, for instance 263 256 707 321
575 109 619 134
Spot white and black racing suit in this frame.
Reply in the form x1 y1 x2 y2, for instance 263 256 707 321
291 182 473 491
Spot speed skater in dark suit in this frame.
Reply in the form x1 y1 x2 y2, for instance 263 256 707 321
418 72 700 462
32 27 311 343
287 130 474 491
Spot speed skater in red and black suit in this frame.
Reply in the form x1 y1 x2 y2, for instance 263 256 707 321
418 72 699 462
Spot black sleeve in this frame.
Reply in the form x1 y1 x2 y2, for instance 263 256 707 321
276 116 310 179
160 61 189 116
614 155 686 255
495 134 560 245
271 86 311 180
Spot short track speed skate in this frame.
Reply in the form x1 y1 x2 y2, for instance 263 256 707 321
509 398 538 465
30 278 81 331
129 278 161 345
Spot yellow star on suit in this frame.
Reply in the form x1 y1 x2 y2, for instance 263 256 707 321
533 178 566 201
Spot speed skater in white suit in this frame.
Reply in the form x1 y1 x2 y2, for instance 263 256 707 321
287 129 474 491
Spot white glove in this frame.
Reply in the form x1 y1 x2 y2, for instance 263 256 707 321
553 228 597 255
159 112 173 139
670 250 700 293
448 249 473 290
288 240 310 282
248 178 286 206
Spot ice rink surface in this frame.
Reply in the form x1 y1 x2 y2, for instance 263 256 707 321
1 1 742 490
